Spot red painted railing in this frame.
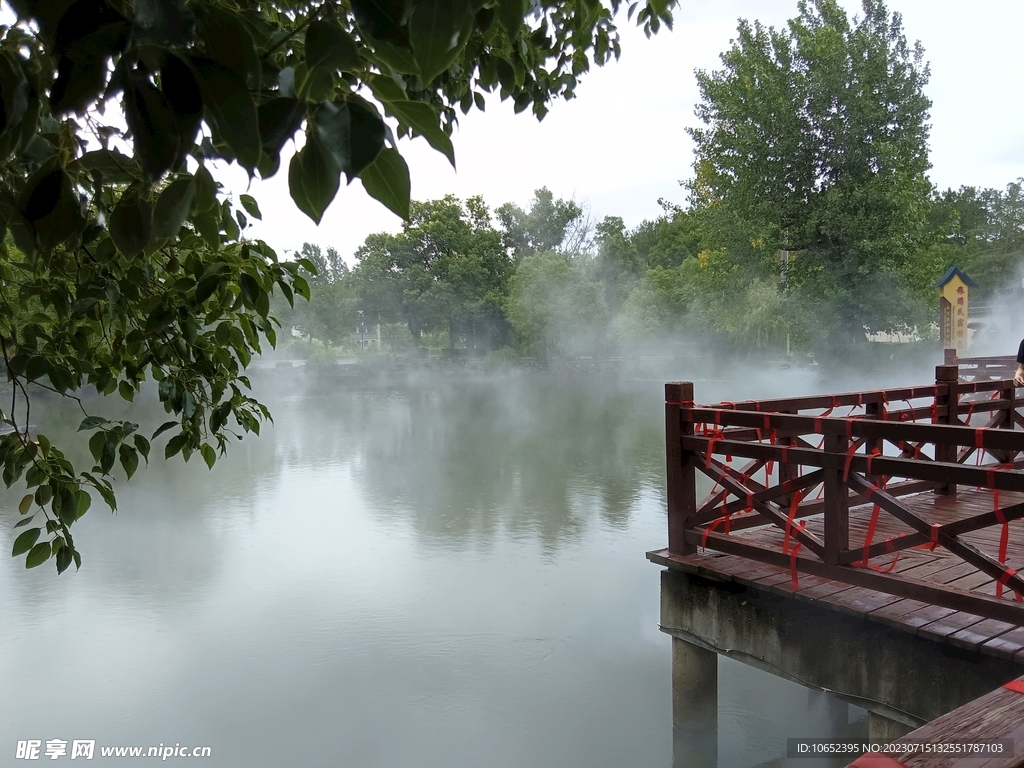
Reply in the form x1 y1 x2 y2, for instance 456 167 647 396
664 363 1024 624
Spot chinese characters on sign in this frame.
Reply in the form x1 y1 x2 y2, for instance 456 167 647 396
937 267 974 352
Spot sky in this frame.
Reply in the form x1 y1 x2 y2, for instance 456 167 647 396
225 0 1024 264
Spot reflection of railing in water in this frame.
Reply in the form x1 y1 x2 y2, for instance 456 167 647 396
661 363 1024 625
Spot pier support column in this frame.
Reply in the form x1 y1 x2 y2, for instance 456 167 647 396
868 712 913 742
672 637 718 768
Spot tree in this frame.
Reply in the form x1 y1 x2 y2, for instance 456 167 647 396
2 0 676 572
354 196 510 350
496 187 588 260
277 243 358 347
689 0 933 343
506 251 607 359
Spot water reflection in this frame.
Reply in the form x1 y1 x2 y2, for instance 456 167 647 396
0 369 890 767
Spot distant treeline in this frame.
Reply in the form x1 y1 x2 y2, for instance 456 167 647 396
272 181 1024 360
275 1 1024 361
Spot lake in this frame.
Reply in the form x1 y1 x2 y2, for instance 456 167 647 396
2 362 931 766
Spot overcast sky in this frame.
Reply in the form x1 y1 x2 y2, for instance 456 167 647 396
227 0 1024 263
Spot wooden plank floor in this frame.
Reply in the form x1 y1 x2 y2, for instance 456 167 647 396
848 678 1024 767
649 487 1024 663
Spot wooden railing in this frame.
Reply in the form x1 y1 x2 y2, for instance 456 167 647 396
664 364 1024 624
946 349 1018 382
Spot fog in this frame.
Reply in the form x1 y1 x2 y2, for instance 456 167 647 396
0 350 945 767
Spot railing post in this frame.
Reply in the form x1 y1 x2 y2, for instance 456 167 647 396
823 428 849 565
666 382 696 556
865 395 883 490
777 410 796 509
944 348 957 366
935 364 959 496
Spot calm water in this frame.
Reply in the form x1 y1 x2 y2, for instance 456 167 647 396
0 365 920 767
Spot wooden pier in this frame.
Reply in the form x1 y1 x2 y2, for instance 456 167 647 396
651 355 1024 764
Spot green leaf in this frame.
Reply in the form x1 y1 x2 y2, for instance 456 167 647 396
257 97 306 163
195 5 260 89
497 0 525 36
382 100 454 167
408 0 471 83
351 0 411 46
239 194 261 220
152 421 178 440
153 176 196 239
165 433 186 459
192 164 218 213
133 435 151 462
25 541 51 568
73 149 141 183
119 443 139 479
55 488 77 525
118 380 135 402
347 95 386 181
160 54 204 160
200 443 216 469
359 147 410 220
122 65 179 181
73 490 92 520
100 439 116 474
78 416 109 431
56 545 73 574
190 56 261 174
109 192 153 258
289 130 340 224
34 485 52 506
18 493 33 514
365 72 407 104
12 527 40 557
14 515 36 528
306 21 361 73
312 100 351 175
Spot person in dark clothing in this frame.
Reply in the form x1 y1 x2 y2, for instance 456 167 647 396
1016 339 1024 386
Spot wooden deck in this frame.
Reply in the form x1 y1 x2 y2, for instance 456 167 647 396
656 357 1024 765
848 677 1024 767
651 489 1024 662
651 487 1024 661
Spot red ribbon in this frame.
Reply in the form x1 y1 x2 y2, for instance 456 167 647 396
997 568 1024 602
790 521 806 589
861 504 881 567
842 441 858 482
701 513 732 551
783 489 804 556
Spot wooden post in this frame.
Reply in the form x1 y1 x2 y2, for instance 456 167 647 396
666 382 696 555
935 364 959 496
865 396 882 490
823 429 849 565
944 348 957 366
999 381 1016 465
776 409 796 509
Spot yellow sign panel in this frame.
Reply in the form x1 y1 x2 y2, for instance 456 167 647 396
939 273 970 351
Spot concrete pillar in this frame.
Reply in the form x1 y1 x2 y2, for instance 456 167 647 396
672 637 718 768
868 712 913 742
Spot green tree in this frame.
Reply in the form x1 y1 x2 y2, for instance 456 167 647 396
689 0 933 343
496 187 588 260
277 244 359 348
507 251 607 359
354 196 510 351
2 0 676 572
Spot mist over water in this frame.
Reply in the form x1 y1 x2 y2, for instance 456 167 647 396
0 358 946 767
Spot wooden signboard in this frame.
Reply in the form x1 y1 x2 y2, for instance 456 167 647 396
935 266 976 352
